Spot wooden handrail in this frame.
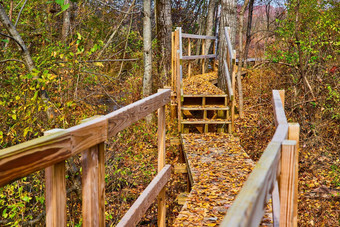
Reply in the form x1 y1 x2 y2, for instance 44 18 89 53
181 54 216 60
220 90 299 227
181 33 217 40
117 165 171 227
0 89 171 187
224 27 233 67
223 59 234 101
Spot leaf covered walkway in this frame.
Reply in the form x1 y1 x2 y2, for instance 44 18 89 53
173 73 272 226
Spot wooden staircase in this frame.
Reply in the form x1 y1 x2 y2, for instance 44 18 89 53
181 94 231 133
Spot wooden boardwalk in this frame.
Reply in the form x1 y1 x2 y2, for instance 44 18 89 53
174 134 273 226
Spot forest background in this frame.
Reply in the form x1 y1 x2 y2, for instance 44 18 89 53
0 0 339 226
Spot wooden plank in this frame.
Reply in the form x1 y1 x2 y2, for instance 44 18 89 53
272 90 288 126
272 180 280 227
182 54 216 60
178 27 183 59
157 99 166 227
220 141 282 227
223 59 234 101
106 89 170 137
181 120 231 124
213 40 217 71
181 33 217 40
183 94 227 98
45 129 67 227
202 39 205 73
188 38 191 77
82 142 105 227
280 140 296 227
288 123 300 227
171 32 175 90
181 106 230 111
174 163 188 174
224 27 233 66
117 165 171 227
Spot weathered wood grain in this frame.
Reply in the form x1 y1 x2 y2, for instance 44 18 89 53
45 129 67 227
223 59 234 101
273 90 288 127
157 98 166 227
82 143 105 227
106 89 170 137
280 140 296 227
117 165 171 227
181 33 217 40
181 54 216 60
272 180 280 227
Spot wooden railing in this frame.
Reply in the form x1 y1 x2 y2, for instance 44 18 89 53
0 89 171 227
220 90 300 227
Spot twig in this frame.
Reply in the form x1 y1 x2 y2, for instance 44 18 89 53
0 32 24 50
14 0 27 27
0 59 25 64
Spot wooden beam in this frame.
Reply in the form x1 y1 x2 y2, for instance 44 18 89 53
188 38 191 77
224 27 233 66
45 129 66 227
280 140 296 227
106 89 171 137
273 90 288 127
223 59 234 101
157 96 166 227
117 165 171 227
181 54 216 60
82 142 105 227
181 33 217 40
288 123 300 227
202 39 205 73
272 180 280 227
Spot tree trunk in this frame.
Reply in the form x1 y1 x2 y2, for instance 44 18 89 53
143 0 152 97
219 0 237 46
236 0 250 118
218 0 237 89
155 0 172 86
62 0 72 40
0 3 35 72
244 0 254 67
205 0 217 54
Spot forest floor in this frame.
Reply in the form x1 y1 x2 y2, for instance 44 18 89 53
234 67 339 226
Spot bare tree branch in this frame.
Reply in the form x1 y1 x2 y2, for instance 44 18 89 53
14 0 28 27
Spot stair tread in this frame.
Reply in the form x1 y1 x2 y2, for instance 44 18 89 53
181 119 231 124
182 105 229 110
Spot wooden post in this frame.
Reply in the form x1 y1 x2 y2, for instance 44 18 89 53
213 41 217 71
171 32 175 90
157 97 166 227
174 29 181 132
231 50 236 132
45 129 67 227
81 115 105 227
188 38 191 77
272 180 280 227
279 90 285 108
288 123 300 227
201 39 205 73
280 140 296 227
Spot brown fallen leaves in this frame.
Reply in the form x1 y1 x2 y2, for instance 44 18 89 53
172 133 273 226
183 72 224 95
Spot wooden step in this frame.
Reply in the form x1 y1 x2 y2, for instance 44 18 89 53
174 163 188 174
181 106 230 111
181 119 231 124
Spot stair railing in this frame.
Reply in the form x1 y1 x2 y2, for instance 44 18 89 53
220 90 300 227
0 89 171 227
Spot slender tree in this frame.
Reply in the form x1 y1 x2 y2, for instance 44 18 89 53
62 0 72 40
244 0 255 67
143 0 152 97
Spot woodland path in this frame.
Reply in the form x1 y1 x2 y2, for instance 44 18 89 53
173 72 273 226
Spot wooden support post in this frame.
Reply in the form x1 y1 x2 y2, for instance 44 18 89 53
171 32 175 89
279 90 285 108
280 140 296 227
82 142 105 227
202 39 205 73
288 123 300 227
213 41 217 71
188 38 191 77
272 180 280 227
174 29 181 132
157 100 166 227
45 129 67 227
231 50 236 132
